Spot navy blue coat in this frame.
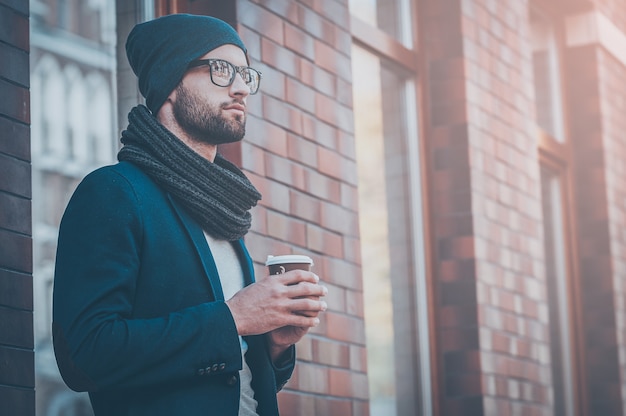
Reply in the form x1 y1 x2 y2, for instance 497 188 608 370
52 162 294 416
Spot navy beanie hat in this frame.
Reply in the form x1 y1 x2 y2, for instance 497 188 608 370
126 14 247 113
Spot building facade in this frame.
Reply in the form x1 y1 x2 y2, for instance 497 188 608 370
2 0 626 415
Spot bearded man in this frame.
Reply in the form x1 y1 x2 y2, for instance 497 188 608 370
52 14 327 416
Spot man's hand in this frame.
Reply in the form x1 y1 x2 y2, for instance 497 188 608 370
225 270 328 337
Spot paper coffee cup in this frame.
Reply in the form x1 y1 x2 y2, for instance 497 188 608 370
265 255 314 275
266 255 317 317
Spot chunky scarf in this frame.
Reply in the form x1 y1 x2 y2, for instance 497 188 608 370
117 105 261 241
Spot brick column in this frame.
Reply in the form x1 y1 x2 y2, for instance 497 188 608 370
422 0 552 414
0 1 34 415
235 0 366 414
566 39 626 416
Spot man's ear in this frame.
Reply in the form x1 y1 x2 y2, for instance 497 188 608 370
155 90 176 125
166 86 177 103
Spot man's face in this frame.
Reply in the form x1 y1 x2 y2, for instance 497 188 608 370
171 44 251 145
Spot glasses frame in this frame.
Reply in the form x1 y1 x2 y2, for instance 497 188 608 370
187 58 262 95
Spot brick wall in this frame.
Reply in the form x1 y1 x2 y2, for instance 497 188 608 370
592 0 626 33
598 49 626 414
0 0 34 415
566 42 626 415
234 0 365 414
423 0 553 414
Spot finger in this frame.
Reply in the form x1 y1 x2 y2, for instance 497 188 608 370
274 270 320 285
296 310 321 318
283 314 320 328
288 298 327 313
287 282 328 298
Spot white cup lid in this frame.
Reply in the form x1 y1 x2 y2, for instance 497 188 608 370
265 254 314 266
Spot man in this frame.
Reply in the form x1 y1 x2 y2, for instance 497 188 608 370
52 14 327 416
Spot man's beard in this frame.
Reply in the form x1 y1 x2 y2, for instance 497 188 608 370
172 83 246 145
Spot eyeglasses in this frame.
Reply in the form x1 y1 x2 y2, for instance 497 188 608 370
188 58 262 95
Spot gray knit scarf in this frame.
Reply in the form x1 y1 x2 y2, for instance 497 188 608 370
117 105 261 241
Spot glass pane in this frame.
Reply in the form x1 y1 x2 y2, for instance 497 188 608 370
352 43 422 416
531 11 565 142
31 1 118 415
349 0 414 47
540 166 575 416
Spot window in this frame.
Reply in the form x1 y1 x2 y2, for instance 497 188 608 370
531 10 565 142
351 1 433 414
531 6 586 416
349 0 414 47
31 1 118 415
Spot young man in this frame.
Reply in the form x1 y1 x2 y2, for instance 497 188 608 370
52 14 327 416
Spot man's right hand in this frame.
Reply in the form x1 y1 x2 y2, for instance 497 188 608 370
225 270 328 336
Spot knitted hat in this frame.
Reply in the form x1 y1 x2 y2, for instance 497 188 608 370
126 14 247 113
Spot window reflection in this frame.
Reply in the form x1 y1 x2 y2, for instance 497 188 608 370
531 11 565 141
349 0 414 47
31 1 118 415
352 43 424 416
540 166 575 416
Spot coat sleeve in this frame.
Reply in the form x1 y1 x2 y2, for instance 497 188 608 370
52 167 242 392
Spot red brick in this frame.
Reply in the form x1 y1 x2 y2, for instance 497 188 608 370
344 286 362 317
314 396 353 416
304 169 341 203
328 367 353 397
326 312 365 344
352 399 370 416
254 0 299 24
305 223 343 257
287 135 318 168
293 361 329 394
0 387 34 416
0 229 32 274
277 390 316 416
0 117 29 160
319 257 361 291
262 94 303 135
286 76 316 114
238 1 284 44
261 38 299 77
245 116 289 157
0 79 29 123
313 338 350 368
295 334 313 362
266 210 306 246
308 64 336 97
249 173 290 212
0 7 29 51
289 189 321 223
284 22 315 59
297 6 335 45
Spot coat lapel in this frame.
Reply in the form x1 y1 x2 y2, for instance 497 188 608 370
232 239 255 286
167 195 225 300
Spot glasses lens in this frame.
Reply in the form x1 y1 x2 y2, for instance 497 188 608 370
240 68 261 94
209 60 234 87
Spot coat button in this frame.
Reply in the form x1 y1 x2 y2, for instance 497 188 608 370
197 368 205 376
219 363 226 371
226 375 238 386
205 366 212 374
211 363 219 372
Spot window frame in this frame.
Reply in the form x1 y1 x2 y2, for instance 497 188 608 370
351 2 439 415
532 5 588 415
